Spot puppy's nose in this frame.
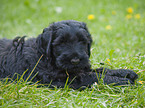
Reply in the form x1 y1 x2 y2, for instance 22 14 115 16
71 58 80 65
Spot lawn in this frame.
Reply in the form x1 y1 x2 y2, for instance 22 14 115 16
0 0 145 107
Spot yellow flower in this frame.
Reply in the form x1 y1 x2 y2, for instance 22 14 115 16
112 11 116 15
105 25 112 30
138 81 144 84
107 58 111 62
134 14 141 19
126 14 132 19
87 14 95 20
127 7 133 14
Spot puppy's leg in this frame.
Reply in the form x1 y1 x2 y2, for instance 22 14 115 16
103 75 134 85
93 67 138 82
70 72 135 89
70 72 100 89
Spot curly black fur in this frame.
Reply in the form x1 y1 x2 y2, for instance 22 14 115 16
0 20 138 89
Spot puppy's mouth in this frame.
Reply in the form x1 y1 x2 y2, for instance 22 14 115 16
56 60 90 73
55 54 90 73
57 63 82 70
62 65 89 73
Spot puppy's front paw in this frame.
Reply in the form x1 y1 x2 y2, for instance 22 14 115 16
125 69 138 81
103 75 135 85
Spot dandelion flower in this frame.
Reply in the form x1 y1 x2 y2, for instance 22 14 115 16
112 11 116 15
87 14 95 20
105 25 112 30
134 14 141 19
138 81 144 84
127 7 133 14
126 14 132 19
107 58 111 62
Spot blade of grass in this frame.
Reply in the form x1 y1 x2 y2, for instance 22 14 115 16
25 54 43 82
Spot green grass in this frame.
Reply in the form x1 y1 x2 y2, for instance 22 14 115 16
0 0 145 107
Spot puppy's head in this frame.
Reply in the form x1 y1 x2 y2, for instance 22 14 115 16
37 20 92 72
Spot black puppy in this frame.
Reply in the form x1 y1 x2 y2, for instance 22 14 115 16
0 20 138 89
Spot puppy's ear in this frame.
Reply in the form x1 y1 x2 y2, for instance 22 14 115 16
82 22 92 57
36 25 54 58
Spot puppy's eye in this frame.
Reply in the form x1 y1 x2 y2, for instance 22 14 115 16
60 40 67 45
53 41 65 46
60 37 68 44
79 41 87 45
78 37 88 45
53 38 67 46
